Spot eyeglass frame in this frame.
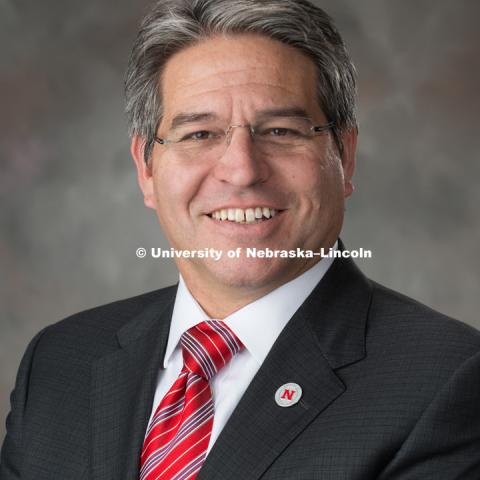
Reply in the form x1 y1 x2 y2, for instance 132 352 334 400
153 119 335 149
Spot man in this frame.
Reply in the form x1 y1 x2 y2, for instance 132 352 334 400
1 0 480 479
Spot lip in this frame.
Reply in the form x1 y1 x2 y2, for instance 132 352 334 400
206 205 285 215
203 209 286 239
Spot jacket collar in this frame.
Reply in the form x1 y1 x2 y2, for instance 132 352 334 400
91 286 176 480
300 249 370 369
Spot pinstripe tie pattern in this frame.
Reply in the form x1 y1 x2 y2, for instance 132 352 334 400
140 320 244 480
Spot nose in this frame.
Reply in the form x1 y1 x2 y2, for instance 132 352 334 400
213 125 270 187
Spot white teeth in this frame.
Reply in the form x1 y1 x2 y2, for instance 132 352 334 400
210 206 281 223
245 208 255 223
235 209 245 222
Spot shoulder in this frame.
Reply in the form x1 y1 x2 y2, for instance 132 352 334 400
366 280 480 378
369 280 480 346
31 285 177 362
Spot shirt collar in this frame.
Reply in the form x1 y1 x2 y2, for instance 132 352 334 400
164 241 337 367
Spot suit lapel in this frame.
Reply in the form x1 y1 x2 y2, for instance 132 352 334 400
197 309 346 480
90 287 176 480
198 255 372 480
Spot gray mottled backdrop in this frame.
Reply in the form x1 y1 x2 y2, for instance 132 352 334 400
1 0 479 439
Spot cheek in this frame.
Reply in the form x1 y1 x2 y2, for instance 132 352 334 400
152 160 207 218
294 157 345 213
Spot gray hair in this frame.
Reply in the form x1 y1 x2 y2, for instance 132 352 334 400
125 0 357 162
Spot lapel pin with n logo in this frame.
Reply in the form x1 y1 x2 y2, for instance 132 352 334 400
275 382 303 407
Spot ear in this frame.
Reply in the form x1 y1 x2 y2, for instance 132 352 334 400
339 128 357 198
131 136 156 209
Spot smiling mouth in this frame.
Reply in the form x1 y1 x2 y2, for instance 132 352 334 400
207 206 283 224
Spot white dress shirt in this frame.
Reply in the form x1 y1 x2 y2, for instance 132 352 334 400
147 245 336 454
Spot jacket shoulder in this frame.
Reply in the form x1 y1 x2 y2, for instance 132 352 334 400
368 280 480 359
35 285 177 359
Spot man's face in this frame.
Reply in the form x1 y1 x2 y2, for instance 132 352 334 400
133 34 356 301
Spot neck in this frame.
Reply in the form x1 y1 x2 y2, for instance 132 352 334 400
178 258 323 319
180 274 272 319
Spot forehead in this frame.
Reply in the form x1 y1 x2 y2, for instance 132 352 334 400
160 34 320 120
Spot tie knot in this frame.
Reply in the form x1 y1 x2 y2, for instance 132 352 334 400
180 320 244 380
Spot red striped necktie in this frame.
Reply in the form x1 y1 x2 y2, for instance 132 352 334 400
140 320 244 480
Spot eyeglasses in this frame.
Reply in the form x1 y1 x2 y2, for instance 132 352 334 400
153 117 334 160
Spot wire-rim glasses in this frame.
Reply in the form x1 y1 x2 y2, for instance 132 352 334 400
153 116 334 160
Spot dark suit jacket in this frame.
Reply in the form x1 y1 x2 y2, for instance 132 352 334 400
2 256 480 479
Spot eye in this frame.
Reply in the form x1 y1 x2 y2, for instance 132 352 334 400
179 130 213 141
269 128 290 136
261 127 302 137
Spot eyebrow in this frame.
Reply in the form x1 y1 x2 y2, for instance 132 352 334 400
168 106 313 130
255 107 312 120
170 112 219 130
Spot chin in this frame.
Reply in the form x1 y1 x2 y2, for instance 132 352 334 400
205 257 298 292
